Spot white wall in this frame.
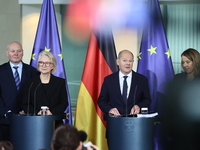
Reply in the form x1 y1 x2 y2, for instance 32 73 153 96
113 29 139 71
0 0 20 65
21 5 139 71
21 4 62 64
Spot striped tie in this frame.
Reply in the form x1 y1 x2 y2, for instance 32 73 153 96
13 66 20 90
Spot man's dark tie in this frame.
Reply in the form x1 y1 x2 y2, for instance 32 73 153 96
122 76 128 101
13 66 20 90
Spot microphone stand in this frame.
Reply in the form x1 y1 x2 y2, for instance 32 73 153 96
27 82 33 116
134 86 137 106
33 83 41 116
126 85 128 117
133 86 137 116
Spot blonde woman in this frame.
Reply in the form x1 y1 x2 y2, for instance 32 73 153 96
21 51 68 116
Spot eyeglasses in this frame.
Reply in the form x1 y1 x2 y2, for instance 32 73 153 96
38 61 53 67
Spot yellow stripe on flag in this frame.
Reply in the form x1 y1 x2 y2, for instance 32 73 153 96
75 82 108 150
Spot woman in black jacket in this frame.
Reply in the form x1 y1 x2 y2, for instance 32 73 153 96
21 51 68 116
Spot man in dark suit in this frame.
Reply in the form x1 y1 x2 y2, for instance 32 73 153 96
0 41 38 141
98 49 151 116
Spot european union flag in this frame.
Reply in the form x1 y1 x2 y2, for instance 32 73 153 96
30 0 72 124
137 0 174 149
137 0 174 112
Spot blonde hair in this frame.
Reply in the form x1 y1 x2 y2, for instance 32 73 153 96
37 51 57 73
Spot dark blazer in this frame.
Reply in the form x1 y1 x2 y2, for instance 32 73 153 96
173 72 187 82
0 62 38 124
174 72 200 82
98 71 151 115
21 74 68 115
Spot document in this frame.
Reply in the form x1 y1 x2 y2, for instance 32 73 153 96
137 112 158 118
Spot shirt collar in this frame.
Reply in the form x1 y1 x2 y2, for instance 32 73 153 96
119 71 132 79
9 61 22 69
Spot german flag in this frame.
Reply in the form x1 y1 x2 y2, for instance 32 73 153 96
75 30 118 150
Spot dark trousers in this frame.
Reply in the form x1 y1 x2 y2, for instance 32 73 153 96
0 124 10 141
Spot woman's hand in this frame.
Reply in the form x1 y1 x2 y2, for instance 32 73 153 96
37 107 52 115
46 109 52 115
19 110 25 115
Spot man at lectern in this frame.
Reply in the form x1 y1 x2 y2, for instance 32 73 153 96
98 50 151 116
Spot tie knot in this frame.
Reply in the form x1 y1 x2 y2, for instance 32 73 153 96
123 76 128 80
13 66 19 70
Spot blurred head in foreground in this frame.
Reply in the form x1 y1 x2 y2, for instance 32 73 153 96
164 78 200 150
0 141 13 150
51 124 81 150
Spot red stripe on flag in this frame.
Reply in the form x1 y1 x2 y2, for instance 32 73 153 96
82 33 113 123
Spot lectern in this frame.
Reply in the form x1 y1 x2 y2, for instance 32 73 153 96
10 115 63 150
105 115 157 150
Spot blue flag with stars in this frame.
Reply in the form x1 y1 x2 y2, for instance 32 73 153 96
30 0 72 124
137 0 174 113
137 0 174 149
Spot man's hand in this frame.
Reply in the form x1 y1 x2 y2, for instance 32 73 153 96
19 110 25 115
5 111 13 118
109 108 120 115
130 105 140 114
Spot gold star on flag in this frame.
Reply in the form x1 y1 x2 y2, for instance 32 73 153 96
43 47 51 52
66 113 70 119
148 45 157 55
31 53 36 60
165 49 171 58
154 121 161 125
137 52 142 59
58 54 63 60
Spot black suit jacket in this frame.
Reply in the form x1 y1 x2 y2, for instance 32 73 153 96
98 71 151 115
21 74 68 115
0 62 38 124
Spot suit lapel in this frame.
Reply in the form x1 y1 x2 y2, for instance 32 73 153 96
111 72 124 102
6 62 17 90
33 76 49 105
45 75 57 101
21 63 27 85
127 71 137 102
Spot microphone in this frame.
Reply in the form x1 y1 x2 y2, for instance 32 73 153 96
27 82 33 116
79 130 87 150
33 83 41 116
79 130 87 142
80 131 96 150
